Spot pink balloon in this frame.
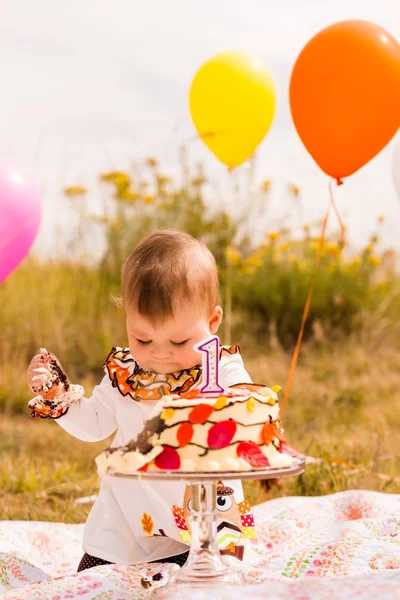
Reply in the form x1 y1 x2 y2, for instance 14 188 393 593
0 160 41 284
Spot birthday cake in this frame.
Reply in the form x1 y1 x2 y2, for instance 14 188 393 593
96 386 299 475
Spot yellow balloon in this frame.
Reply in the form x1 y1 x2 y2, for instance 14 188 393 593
189 51 277 168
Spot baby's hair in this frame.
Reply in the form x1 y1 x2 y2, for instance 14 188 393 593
120 230 221 323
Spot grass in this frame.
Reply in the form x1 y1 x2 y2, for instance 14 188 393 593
1 157 399 522
2 337 400 523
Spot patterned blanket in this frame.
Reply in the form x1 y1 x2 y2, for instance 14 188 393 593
1 490 400 599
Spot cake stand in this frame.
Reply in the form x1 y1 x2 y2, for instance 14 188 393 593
110 457 305 598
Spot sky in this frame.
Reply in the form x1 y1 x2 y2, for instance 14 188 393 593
1 0 400 256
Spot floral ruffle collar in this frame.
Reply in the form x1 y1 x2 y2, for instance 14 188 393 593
104 345 241 402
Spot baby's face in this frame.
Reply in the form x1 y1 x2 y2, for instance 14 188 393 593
126 305 222 374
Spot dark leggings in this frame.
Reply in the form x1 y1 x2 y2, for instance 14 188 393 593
77 550 189 572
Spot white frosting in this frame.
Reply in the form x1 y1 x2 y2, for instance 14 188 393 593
180 458 196 471
98 386 295 473
29 384 85 412
96 445 163 477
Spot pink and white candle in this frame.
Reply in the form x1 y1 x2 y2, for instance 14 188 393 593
195 335 224 394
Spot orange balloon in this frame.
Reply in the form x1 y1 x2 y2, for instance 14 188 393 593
290 20 400 179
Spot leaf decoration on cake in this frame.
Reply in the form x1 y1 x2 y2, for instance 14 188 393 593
279 441 300 457
155 445 181 470
139 462 149 472
262 423 275 445
246 398 256 412
141 512 154 536
161 408 175 421
188 404 214 424
177 422 194 447
214 396 227 410
237 441 270 468
262 422 286 445
208 421 237 449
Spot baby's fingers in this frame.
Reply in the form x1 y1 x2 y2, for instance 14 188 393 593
29 366 51 377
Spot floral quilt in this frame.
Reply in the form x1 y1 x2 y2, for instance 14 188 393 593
1 490 400 599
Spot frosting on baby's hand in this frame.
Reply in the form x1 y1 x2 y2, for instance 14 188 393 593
27 348 84 419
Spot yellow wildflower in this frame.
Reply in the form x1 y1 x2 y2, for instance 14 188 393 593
303 224 310 232
262 179 272 191
245 254 263 269
144 195 154 204
146 157 158 167
100 171 130 187
225 246 242 267
266 231 280 242
288 183 300 197
378 215 385 224
368 255 380 267
116 188 138 202
64 185 87 197
326 243 341 257
242 265 257 276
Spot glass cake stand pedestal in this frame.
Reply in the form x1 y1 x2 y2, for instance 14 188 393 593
110 457 305 598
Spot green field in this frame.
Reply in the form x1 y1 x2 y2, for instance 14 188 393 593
2 339 400 522
1 159 399 522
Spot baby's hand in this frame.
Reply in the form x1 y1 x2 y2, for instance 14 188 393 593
27 348 64 401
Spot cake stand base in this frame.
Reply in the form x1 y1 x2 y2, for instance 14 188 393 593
111 459 305 598
152 481 242 598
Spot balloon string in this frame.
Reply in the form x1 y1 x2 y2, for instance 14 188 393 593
280 186 336 419
329 179 347 249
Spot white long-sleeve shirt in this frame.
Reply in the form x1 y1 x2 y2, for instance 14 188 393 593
55 346 255 564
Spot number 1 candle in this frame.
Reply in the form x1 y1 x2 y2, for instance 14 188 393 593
195 335 224 394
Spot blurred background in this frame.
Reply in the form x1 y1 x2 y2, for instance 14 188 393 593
1 0 400 522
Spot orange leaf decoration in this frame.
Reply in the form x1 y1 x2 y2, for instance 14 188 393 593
262 422 286 445
139 462 149 472
177 422 194 447
189 404 214 424
141 512 154 536
262 423 275 445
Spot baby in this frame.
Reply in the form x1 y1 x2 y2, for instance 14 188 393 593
27 230 256 571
